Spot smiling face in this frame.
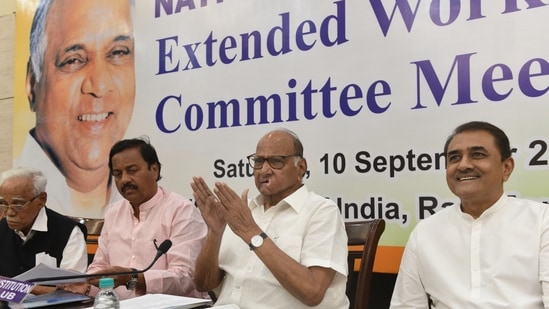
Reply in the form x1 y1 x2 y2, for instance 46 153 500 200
27 0 135 175
253 131 307 207
445 130 514 211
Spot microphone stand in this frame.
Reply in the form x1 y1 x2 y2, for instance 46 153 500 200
27 239 172 283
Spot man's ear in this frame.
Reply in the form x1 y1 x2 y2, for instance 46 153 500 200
298 157 308 179
152 162 161 180
38 191 47 207
26 59 37 112
502 157 515 182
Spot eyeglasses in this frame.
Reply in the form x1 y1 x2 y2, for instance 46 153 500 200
0 193 41 213
247 154 301 170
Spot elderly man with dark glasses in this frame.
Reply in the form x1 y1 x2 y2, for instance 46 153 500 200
0 167 87 295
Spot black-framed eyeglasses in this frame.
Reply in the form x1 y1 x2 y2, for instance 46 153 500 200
0 193 42 213
247 154 301 170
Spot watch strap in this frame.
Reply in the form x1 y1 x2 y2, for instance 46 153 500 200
248 232 268 250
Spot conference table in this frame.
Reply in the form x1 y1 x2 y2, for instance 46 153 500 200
5 294 241 308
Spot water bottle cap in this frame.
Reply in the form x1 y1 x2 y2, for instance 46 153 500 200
98 277 115 288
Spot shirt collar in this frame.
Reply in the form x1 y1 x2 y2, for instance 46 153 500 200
251 184 308 213
18 131 122 217
15 206 48 241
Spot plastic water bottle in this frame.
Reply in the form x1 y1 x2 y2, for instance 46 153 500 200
93 278 120 309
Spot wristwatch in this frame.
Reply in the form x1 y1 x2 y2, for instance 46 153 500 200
125 269 138 290
248 232 268 250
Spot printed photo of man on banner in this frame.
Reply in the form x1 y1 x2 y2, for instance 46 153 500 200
13 0 135 219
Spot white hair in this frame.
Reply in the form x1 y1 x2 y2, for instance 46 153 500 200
0 167 47 195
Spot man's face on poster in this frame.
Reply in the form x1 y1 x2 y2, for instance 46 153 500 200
27 0 135 173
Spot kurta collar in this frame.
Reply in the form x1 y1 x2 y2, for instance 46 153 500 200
456 193 508 221
133 186 162 215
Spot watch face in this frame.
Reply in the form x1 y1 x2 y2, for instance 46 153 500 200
126 279 137 290
126 273 138 290
251 235 264 247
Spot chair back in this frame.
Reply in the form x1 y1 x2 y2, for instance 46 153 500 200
70 217 104 265
345 219 385 309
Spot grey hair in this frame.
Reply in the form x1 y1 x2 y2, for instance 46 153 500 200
28 0 51 82
0 167 47 195
271 128 304 166
28 0 135 82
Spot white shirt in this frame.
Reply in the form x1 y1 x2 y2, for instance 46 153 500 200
214 185 349 309
15 207 88 273
15 131 121 218
391 194 549 309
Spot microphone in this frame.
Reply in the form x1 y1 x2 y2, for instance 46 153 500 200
152 239 173 265
28 239 172 283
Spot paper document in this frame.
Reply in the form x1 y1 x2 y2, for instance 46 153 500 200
13 263 87 285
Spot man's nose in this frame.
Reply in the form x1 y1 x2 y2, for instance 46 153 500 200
5 207 17 216
457 155 474 170
260 162 274 173
81 58 113 98
120 172 132 183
